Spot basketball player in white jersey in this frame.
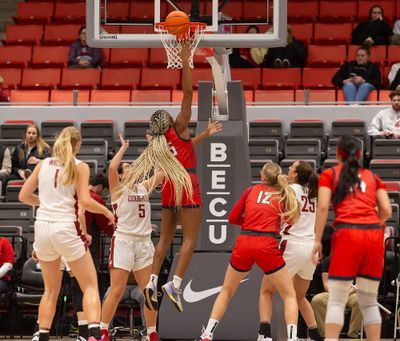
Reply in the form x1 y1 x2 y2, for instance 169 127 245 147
19 126 114 341
258 161 322 341
100 134 163 341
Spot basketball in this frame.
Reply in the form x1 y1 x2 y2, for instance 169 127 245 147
165 10 190 36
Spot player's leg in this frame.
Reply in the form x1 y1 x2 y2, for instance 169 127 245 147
161 207 202 312
197 265 249 341
144 208 177 311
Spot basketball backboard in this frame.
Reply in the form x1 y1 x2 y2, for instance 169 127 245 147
86 0 287 48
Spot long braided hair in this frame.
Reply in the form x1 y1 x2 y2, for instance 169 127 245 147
118 110 193 206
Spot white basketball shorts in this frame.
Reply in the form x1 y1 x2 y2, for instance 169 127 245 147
280 239 316 281
109 231 154 272
34 220 87 263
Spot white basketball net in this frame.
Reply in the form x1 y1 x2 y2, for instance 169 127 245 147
155 23 206 69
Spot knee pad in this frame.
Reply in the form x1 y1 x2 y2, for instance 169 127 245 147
357 290 381 326
325 280 352 326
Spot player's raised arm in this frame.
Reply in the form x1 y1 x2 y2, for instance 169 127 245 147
175 44 193 136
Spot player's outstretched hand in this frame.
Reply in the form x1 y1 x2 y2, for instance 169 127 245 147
311 241 323 265
119 133 129 149
207 118 223 137
180 44 191 63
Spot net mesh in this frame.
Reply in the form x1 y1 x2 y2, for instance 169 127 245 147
155 22 207 69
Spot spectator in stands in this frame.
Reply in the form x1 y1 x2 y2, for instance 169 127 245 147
388 63 400 90
332 46 381 102
9 124 51 182
264 25 307 68
0 76 10 103
0 144 12 197
85 172 114 269
368 90 400 138
391 19 400 45
229 26 267 68
351 5 392 46
311 256 362 338
68 26 102 69
0 237 14 295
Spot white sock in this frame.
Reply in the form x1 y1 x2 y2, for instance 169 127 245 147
100 322 109 330
39 330 49 334
324 339 338 341
147 326 156 335
172 275 182 289
78 320 88 326
202 318 218 337
287 324 297 339
149 274 158 287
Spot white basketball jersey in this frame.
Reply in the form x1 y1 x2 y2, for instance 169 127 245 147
281 183 316 241
36 157 82 222
112 183 152 236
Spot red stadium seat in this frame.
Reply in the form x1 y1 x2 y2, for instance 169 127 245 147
388 46 400 66
5 25 43 46
308 45 347 67
166 0 206 16
10 90 49 104
131 90 171 103
288 1 318 23
90 90 131 105
148 48 169 67
140 68 181 89
31 46 69 68
379 90 392 103
348 45 387 67
171 90 199 104
54 2 86 24
254 90 295 103
302 68 338 88
0 69 22 89
130 1 167 20
21 68 61 90
243 1 271 20
191 68 213 88
43 24 81 45
313 23 352 45
101 68 141 89
211 1 243 19
101 2 130 21
120 26 155 34
14 2 54 24
0 46 32 68
289 23 313 44
318 1 357 23
50 89 90 105
231 68 261 89
110 48 149 67
61 69 101 90
261 68 301 89
358 0 394 22
296 89 336 103
244 90 254 103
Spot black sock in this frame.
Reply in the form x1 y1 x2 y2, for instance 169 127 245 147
259 322 271 338
38 332 49 341
308 327 322 341
89 326 101 339
79 324 89 339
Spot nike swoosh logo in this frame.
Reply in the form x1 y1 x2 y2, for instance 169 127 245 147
183 278 249 303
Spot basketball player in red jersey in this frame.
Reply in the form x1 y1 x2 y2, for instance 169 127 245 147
143 45 222 313
311 135 392 341
197 162 301 341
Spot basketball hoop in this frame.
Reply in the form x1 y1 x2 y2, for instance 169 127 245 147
155 22 207 69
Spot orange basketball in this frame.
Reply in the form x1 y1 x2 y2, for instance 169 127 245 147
165 10 190 36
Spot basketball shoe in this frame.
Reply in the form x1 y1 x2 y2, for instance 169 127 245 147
100 329 110 341
144 279 159 311
161 280 183 312
31 331 39 341
257 334 272 341
146 331 159 341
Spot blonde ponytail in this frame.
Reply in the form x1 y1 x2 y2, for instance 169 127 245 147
52 127 81 185
261 162 300 223
117 134 193 206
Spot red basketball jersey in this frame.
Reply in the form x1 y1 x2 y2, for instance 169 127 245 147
164 126 196 170
229 184 284 233
319 165 386 226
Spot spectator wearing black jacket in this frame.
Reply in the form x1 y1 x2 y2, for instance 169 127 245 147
332 46 381 102
351 5 392 46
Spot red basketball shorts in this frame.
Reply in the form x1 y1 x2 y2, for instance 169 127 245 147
162 172 202 208
329 227 384 281
230 235 286 275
